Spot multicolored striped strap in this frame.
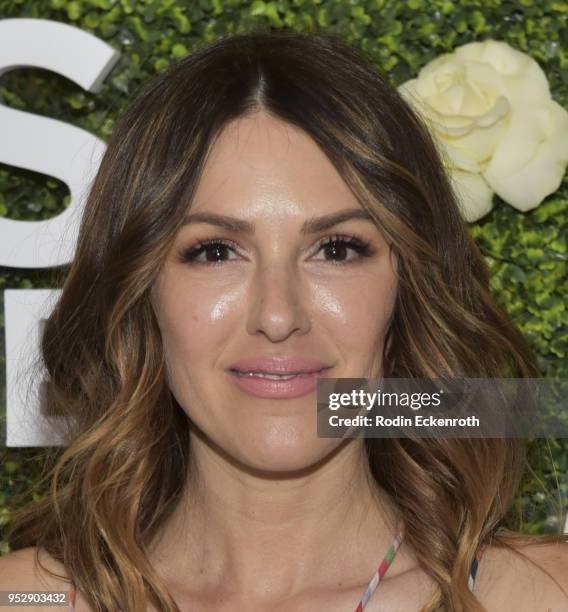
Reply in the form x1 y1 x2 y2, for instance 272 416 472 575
355 531 403 612
468 542 487 592
68 583 76 611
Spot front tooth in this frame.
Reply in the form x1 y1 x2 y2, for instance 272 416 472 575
262 373 295 380
242 371 297 380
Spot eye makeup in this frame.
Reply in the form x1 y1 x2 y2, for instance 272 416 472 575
177 233 376 267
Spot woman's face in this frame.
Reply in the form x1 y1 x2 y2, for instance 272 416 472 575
151 112 398 473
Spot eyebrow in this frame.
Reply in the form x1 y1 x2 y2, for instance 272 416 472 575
182 207 374 234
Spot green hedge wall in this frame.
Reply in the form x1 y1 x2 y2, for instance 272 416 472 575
1 0 567 553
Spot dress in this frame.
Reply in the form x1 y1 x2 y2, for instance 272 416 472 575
67 532 485 611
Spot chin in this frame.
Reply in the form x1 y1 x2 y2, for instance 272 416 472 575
233 432 339 475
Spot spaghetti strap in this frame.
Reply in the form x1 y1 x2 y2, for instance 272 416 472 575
354 531 403 612
354 534 487 610
69 582 76 611
469 542 487 592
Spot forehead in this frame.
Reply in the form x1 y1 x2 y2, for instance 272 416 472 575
189 112 360 218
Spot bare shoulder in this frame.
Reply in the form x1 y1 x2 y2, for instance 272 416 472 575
476 539 568 611
0 546 72 591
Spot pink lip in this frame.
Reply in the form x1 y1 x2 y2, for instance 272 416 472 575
227 357 333 399
228 368 331 399
229 356 331 375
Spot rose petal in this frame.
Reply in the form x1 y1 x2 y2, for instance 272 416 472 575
436 138 481 173
399 69 509 140
456 40 551 104
456 40 531 76
426 96 509 139
459 61 506 116
447 169 494 222
442 107 509 168
484 101 568 211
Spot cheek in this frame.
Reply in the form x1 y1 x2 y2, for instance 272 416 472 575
157 280 244 358
310 267 397 346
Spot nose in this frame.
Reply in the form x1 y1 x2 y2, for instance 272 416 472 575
246 259 311 342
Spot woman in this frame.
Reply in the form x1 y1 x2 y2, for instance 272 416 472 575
1 30 567 612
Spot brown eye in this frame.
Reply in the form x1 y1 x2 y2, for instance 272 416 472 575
314 236 373 264
322 240 349 261
180 240 239 265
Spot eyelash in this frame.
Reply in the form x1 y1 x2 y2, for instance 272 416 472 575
178 234 375 267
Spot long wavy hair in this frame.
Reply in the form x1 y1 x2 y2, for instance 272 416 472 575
5 30 568 612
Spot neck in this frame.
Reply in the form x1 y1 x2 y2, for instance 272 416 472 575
148 435 403 606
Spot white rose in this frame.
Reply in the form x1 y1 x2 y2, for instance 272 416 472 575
397 39 568 222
